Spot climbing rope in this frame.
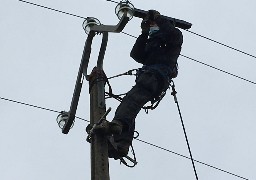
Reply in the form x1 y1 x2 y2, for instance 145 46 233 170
170 80 199 180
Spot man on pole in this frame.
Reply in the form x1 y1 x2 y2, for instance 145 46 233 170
97 10 183 159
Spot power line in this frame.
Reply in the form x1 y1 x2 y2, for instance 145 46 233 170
185 30 256 60
18 0 86 19
0 96 59 113
180 54 256 85
0 96 89 122
106 0 118 4
0 95 249 180
135 138 248 180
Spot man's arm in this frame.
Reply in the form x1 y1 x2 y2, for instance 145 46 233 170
130 33 148 64
130 19 151 64
156 17 183 47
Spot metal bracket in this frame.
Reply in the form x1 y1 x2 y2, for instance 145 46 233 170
90 13 130 33
133 8 192 30
62 11 130 134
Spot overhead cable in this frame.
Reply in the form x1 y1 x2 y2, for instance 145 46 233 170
0 96 89 122
18 0 86 19
135 138 248 180
185 30 256 59
180 54 256 85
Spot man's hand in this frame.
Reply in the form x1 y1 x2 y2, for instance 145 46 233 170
141 19 150 34
148 10 160 21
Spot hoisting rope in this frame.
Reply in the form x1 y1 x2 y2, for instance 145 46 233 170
170 80 199 180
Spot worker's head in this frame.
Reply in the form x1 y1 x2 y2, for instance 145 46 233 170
146 10 160 36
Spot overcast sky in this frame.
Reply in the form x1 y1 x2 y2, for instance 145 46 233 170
1 0 256 180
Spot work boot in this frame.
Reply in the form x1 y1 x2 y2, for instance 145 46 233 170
108 137 131 160
92 120 110 135
92 120 123 135
109 120 123 135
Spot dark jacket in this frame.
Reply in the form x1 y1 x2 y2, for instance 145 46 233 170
130 18 183 70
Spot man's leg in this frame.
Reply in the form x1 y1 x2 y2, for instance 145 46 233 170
109 72 161 157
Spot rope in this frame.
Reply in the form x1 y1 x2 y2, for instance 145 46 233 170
107 69 138 80
170 80 199 180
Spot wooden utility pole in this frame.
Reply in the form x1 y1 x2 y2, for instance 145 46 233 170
89 67 110 180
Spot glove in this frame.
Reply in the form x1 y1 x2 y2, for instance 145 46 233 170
155 16 174 30
141 19 150 34
147 10 160 21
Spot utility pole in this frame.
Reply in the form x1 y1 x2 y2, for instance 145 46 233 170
89 66 110 180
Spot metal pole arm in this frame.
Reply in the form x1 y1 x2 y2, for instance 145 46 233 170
62 32 95 134
97 32 109 70
90 13 130 33
133 8 192 30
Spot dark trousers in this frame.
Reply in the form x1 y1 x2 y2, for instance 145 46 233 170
112 71 167 143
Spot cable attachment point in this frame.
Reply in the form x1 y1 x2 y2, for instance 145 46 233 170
56 111 75 130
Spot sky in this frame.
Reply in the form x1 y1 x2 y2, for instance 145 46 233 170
1 0 256 179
